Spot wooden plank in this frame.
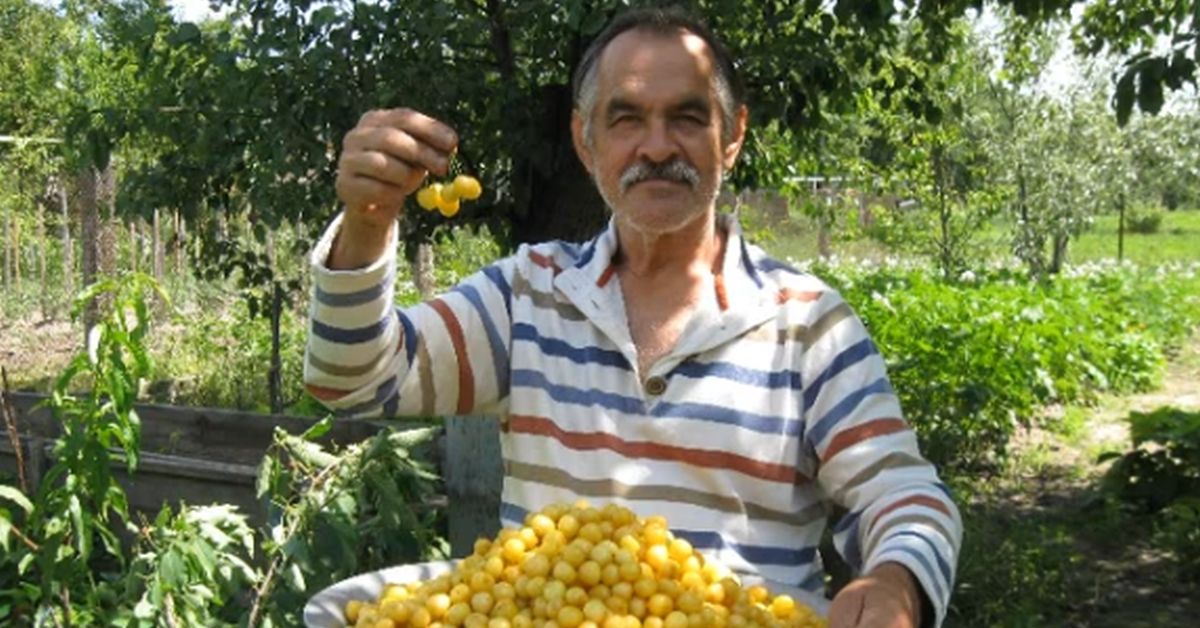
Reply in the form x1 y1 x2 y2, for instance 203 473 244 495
115 452 263 525
444 416 504 557
3 437 448 528
1 394 449 530
3 392 420 466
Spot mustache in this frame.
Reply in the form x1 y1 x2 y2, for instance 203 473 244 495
618 159 700 193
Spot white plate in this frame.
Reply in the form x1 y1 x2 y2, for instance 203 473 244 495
304 560 830 628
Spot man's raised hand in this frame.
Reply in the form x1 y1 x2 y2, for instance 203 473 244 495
328 108 458 269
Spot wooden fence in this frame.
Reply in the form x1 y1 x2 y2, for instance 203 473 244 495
0 392 502 557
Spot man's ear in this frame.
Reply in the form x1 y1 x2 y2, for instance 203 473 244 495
571 111 594 175
722 104 749 170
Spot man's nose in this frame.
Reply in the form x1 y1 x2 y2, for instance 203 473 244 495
636 119 678 164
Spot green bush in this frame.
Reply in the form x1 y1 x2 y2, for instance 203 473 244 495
1100 406 1200 582
803 260 1200 469
1 276 447 623
1157 497 1200 582
1124 204 1165 234
1100 407 1200 511
151 298 310 413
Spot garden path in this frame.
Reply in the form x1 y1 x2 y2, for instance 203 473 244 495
993 335 1200 627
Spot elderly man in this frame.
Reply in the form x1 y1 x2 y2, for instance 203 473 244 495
305 7 960 628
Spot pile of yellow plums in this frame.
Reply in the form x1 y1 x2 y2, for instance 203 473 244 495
416 174 482 218
343 501 826 628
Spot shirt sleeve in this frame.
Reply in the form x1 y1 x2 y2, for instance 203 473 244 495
303 212 514 419
800 290 962 627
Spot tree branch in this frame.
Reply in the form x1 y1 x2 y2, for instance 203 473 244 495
485 0 517 81
1 366 30 494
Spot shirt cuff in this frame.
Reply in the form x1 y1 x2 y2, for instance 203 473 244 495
309 211 399 291
865 550 949 628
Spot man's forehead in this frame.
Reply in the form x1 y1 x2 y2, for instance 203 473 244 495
595 27 716 93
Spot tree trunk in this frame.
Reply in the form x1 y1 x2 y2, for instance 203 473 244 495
414 243 436 300
935 152 951 280
817 221 832 259
12 201 20 293
1117 193 1126 261
266 229 276 271
79 166 100 332
60 178 73 305
153 208 164 280
269 281 283 415
37 192 48 319
142 219 151 275
175 210 186 276
129 219 139 273
2 203 10 294
98 165 117 280
1049 233 1068 274
78 164 117 337
509 84 609 245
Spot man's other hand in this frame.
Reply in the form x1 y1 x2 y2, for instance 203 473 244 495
827 562 923 628
329 108 458 269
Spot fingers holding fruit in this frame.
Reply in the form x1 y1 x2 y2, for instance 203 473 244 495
336 108 459 220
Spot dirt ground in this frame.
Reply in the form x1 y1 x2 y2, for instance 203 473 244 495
0 315 79 390
997 336 1200 627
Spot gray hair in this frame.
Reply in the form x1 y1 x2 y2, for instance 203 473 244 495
572 7 745 147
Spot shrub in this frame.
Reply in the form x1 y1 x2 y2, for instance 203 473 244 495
1 276 447 623
1099 406 1200 582
1157 498 1200 582
1124 203 1165 234
799 259 1200 469
151 299 309 413
1100 407 1200 513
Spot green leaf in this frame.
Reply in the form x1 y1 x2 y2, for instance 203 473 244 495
133 595 155 619
0 514 12 553
68 494 87 557
1136 63 1165 115
161 550 186 588
256 456 279 499
311 6 339 29
301 416 333 441
581 9 607 36
1114 68 1136 126
168 22 201 47
0 486 33 514
87 325 103 366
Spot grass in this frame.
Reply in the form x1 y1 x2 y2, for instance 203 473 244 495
944 329 1200 627
947 420 1198 627
1071 209 1200 266
741 204 1200 268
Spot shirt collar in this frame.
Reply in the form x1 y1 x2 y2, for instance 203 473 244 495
552 211 781 373
563 211 776 309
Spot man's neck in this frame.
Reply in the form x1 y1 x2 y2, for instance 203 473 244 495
614 210 723 281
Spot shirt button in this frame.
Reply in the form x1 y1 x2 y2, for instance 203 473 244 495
644 376 667 396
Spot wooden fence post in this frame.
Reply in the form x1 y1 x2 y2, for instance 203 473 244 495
443 416 503 557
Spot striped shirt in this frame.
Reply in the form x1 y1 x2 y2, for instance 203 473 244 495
305 212 962 626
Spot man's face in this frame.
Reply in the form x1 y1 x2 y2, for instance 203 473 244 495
573 28 746 237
